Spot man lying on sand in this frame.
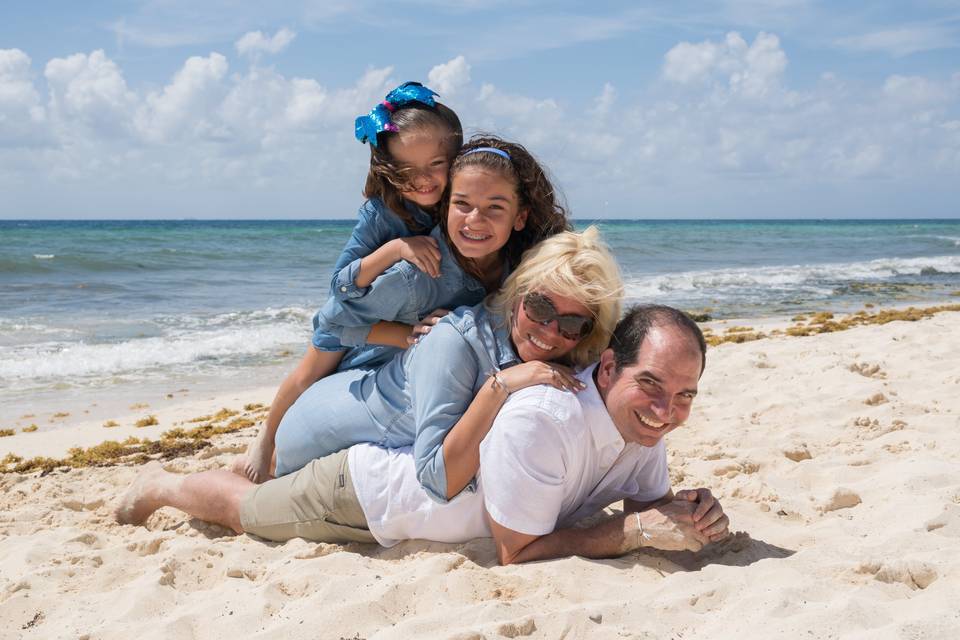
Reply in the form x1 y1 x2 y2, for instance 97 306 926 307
117 304 730 564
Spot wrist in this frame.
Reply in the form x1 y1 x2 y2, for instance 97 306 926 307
488 371 512 397
628 511 654 552
387 238 402 263
635 511 653 548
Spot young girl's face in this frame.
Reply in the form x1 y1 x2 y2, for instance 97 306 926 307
447 166 528 267
386 126 450 209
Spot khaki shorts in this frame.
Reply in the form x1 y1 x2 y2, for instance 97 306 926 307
239 448 376 544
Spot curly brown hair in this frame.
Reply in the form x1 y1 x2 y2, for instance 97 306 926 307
438 135 572 279
362 102 462 232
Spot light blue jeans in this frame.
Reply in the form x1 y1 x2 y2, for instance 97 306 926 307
274 368 387 477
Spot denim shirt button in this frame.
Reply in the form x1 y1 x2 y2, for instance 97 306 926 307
340 285 348 292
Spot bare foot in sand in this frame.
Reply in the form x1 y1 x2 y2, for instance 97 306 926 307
115 461 176 525
230 428 274 484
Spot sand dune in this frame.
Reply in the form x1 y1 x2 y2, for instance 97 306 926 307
2 311 959 639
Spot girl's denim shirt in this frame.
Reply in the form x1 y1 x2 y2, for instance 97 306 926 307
329 198 434 301
318 197 434 370
312 225 487 369
363 303 521 503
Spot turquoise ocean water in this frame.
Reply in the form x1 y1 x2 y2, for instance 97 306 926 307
2 219 959 417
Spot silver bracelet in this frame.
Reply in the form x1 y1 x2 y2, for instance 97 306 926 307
635 512 652 548
489 371 512 395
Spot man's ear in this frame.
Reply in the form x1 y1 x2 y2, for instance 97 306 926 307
596 348 616 391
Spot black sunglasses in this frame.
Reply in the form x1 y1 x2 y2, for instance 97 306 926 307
522 292 595 341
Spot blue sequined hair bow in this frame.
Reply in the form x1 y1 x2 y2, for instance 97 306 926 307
355 81 439 147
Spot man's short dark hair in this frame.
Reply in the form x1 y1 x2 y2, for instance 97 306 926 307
610 305 707 374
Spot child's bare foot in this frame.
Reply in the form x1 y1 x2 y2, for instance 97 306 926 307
115 461 173 525
230 428 274 484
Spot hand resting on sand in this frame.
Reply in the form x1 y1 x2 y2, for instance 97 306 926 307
632 488 730 552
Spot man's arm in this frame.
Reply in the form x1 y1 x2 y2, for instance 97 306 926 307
624 490 674 513
487 492 728 565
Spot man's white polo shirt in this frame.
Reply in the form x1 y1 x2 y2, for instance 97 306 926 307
349 364 670 546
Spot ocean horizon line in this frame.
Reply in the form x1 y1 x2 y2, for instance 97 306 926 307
2 216 958 224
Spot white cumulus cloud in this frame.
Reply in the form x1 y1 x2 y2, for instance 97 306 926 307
427 56 471 96
0 49 39 109
663 32 787 99
235 28 296 58
136 53 228 143
44 50 136 136
0 49 46 145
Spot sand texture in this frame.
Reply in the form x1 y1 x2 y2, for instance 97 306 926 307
2 311 959 639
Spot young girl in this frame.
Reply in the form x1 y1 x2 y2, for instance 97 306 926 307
234 81 464 482
270 140 620 505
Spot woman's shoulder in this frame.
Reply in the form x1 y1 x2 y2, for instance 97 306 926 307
433 304 505 344
436 303 484 330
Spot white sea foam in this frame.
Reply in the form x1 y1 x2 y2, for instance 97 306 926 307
33 254 55 259
0 307 311 383
623 254 960 301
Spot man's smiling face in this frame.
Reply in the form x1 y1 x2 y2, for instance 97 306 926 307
595 324 702 447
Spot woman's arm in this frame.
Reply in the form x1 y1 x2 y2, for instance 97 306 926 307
439 362 584 499
409 322 583 502
366 321 416 348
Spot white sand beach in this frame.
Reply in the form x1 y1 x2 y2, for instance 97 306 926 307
2 309 959 639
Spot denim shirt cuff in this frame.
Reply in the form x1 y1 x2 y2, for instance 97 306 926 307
332 258 369 300
339 324 372 347
421 474 478 505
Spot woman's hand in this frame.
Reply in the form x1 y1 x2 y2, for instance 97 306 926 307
393 236 441 278
497 361 585 394
407 308 451 345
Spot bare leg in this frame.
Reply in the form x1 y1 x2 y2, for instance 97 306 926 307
231 347 345 483
116 462 253 533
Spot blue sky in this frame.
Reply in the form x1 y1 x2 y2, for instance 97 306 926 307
1 1 959 219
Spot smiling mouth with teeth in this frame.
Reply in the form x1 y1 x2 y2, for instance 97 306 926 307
637 413 668 430
528 333 554 351
460 229 492 241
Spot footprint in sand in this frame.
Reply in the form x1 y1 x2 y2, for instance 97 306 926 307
819 487 861 513
926 504 960 537
783 444 812 462
67 532 105 549
497 618 537 638
750 353 775 369
856 560 938 591
225 566 260 581
688 587 729 613
864 392 889 406
712 460 759 478
61 498 105 512
157 558 178 586
126 536 165 556
883 441 913 454
848 362 886 379
852 417 907 441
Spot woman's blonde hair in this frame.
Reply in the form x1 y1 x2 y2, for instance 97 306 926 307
487 226 623 367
